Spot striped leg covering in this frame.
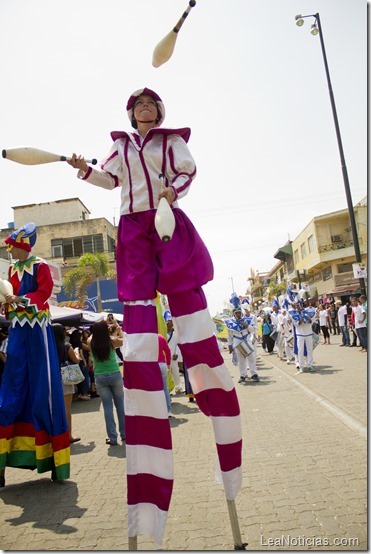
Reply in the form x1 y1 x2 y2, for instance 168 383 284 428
168 288 243 500
123 299 173 546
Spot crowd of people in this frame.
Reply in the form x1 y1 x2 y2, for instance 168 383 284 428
224 291 367 378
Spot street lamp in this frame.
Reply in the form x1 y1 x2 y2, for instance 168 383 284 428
295 13 366 296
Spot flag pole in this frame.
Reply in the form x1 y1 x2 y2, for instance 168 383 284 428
226 499 248 550
128 536 137 550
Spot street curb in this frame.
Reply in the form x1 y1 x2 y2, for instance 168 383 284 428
260 355 367 440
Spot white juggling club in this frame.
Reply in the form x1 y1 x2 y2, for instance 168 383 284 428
154 174 176 242
152 0 196 67
0 278 13 303
2 147 97 166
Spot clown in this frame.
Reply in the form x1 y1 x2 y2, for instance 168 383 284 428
0 223 70 487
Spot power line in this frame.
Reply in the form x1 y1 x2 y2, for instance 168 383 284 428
188 188 366 219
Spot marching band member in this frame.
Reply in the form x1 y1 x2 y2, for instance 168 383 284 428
280 307 294 364
289 302 316 373
271 301 285 360
226 294 259 383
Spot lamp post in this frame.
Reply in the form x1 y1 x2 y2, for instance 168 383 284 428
295 13 366 297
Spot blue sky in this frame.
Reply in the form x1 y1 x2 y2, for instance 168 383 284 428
0 0 366 314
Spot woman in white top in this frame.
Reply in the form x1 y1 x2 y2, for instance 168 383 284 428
317 304 331 344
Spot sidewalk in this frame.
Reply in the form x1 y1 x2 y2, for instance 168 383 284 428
0 333 367 551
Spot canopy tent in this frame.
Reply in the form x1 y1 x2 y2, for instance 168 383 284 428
49 305 105 327
0 306 122 328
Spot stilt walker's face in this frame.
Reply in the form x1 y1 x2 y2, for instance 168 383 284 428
133 95 158 125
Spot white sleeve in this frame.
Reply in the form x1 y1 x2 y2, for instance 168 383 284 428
77 140 123 190
165 135 196 201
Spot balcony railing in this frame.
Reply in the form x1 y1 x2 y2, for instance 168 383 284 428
318 239 360 253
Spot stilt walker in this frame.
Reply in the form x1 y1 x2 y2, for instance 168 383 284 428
68 86 244 549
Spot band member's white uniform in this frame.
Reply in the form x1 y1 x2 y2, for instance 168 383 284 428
271 306 285 359
290 307 315 372
242 302 258 365
226 308 259 383
281 309 294 363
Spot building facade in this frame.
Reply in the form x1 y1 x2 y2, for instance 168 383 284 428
267 198 367 304
0 198 119 311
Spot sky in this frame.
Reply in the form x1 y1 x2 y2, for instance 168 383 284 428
0 0 367 315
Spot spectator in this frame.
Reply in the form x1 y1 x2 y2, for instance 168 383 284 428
327 302 339 335
336 300 350 347
0 327 9 386
261 313 275 354
88 320 125 445
158 333 172 417
317 304 331 344
70 329 91 400
349 298 359 347
354 296 367 353
82 329 99 398
52 323 81 443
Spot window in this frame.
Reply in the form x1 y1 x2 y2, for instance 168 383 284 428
308 235 314 253
51 234 105 258
337 262 353 274
300 242 307 259
322 267 333 281
294 249 300 264
73 238 83 257
107 236 116 253
63 239 73 258
52 244 63 258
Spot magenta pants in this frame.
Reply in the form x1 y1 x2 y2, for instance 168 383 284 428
116 208 213 301
119 209 242 545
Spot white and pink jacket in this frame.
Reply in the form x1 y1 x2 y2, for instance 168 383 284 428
78 127 196 214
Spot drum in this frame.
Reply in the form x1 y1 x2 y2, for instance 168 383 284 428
236 338 254 357
270 330 278 342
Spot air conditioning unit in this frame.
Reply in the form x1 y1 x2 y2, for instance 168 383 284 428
331 235 342 243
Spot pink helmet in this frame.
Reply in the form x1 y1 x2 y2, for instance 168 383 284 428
126 87 166 128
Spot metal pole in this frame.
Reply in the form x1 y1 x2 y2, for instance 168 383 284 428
230 277 235 293
226 499 248 550
128 536 137 550
315 13 366 296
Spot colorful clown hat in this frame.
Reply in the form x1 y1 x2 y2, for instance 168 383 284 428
5 222 37 252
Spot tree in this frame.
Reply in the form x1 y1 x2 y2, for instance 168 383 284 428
267 281 286 301
62 253 116 312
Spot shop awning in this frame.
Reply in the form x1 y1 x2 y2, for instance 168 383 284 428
273 243 293 262
328 284 360 296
